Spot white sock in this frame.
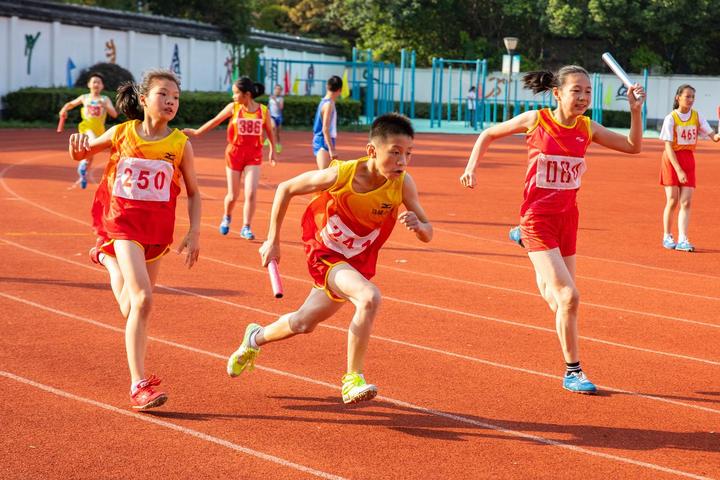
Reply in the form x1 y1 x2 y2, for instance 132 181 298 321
678 235 688 243
131 379 145 394
249 328 261 349
663 233 673 241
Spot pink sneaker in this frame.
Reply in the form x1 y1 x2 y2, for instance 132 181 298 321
130 375 168 410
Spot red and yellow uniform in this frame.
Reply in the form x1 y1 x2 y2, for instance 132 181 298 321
301 158 404 300
660 110 699 188
519 108 592 255
225 103 268 171
78 94 109 136
91 120 188 261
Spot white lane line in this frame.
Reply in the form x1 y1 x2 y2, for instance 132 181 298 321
0 292 713 480
2 255 720 418
0 370 346 480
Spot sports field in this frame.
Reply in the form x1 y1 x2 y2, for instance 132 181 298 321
1 129 718 479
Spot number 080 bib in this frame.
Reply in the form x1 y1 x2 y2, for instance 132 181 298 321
113 157 174 202
535 153 586 190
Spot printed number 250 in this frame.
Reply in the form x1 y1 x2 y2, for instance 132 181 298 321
122 168 167 191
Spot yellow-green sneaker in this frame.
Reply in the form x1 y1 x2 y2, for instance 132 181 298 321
226 323 261 377
341 372 377 404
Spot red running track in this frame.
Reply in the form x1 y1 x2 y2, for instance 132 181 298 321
1 128 719 479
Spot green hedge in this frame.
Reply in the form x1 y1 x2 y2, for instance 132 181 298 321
2 87 361 127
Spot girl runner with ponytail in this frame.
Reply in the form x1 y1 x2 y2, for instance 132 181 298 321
69 69 201 409
460 66 645 394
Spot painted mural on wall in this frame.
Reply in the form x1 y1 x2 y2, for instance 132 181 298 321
105 39 116 64
170 44 181 78
24 32 41 75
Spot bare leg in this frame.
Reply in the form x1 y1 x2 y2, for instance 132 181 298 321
114 240 162 384
255 287 344 346
677 186 694 240
663 186 679 237
241 165 260 228
316 149 331 170
224 166 242 218
528 249 580 363
100 255 130 318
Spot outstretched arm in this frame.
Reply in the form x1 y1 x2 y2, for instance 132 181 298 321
176 141 201 268
591 84 646 154
400 173 433 243
68 126 115 161
260 166 339 266
59 95 83 119
461 109 538 188
183 102 234 137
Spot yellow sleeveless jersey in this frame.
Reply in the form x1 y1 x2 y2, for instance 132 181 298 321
670 110 699 151
78 94 109 136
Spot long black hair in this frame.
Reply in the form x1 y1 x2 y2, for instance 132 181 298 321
116 69 180 120
522 65 589 94
234 76 265 99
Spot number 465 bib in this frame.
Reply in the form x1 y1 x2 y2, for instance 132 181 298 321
113 157 174 202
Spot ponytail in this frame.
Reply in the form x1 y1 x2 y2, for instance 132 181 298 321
522 71 557 94
116 81 143 120
523 65 589 94
234 76 265 99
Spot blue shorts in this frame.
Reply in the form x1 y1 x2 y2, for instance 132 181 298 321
271 115 283 127
312 135 336 156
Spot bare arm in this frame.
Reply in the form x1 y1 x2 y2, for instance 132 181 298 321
591 84 645 154
263 109 277 165
400 173 433 242
460 109 538 188
68 126 116 161
104 96 118 119
259 166 339 266
321 102 336 158
177 141 201 268
183 102 234 137
59 95 84 118
663 141 688 184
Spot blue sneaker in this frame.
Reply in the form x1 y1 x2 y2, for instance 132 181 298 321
508 226 524 248
563 371 597 394
662 235 677 250
77 160 88 189
219 216 231 235
240 225 255 240
675 239 695 252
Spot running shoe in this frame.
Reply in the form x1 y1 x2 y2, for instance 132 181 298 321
240 225 255 240
130 375 168 410
562 371 597 395
276 143 283 153
508 226 524 248
227 323 261 377
77 160 88 189
662 235 677 250
341 372 378 404
675 239 695 252
219 215 231 235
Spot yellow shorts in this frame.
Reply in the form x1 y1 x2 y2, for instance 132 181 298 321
78 121 105 137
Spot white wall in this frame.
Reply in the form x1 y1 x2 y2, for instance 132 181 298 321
0 15 345 100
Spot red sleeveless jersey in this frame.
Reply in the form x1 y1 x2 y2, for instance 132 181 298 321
91 120 187 244
226 103 267 148
521 108 592 215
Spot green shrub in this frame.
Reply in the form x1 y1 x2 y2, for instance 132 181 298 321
2 88 361 127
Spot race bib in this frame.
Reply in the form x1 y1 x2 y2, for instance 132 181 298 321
85 103 103 117
237 118 262 136
676 125 697 145
113 157 174 202
535 154 586 190
320 214 380 259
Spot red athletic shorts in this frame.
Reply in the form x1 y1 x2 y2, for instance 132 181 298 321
98 238 170 263
660 149 696 188
519 205 579 256
225 143 262 171
304 243 377 302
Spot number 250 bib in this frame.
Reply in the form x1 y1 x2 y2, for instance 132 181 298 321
535 153 586 190
113 157 174 202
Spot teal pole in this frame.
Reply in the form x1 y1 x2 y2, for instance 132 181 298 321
399 49 406 115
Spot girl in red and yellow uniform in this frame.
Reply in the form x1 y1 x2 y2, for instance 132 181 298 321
461 66 646 394
658 84 720 252
59 72 118 188
185 76 277 240
226 114 433 405
69 69 201 410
